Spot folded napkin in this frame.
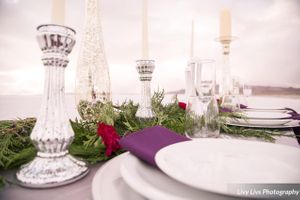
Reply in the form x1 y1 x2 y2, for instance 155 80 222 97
119 126 190 166
293 127 300 144
285 108 300 143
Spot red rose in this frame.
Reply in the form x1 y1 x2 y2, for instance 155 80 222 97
97 123 121 157
178 102 187 110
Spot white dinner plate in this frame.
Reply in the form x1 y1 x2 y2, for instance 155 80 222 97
227 120 300 129
155 139 300 198
227 118 292 126
92 153 146 200
242 108 289 114
241 111 291 119
120 153 232 200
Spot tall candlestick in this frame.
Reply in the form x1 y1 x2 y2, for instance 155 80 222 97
135 60 155 119
219 8 231 38
142 0 149 59
190 19 195 59
51 0 65 25
16 24 88 188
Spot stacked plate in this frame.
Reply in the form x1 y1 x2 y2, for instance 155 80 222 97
92 139 300 200
226 108 299 128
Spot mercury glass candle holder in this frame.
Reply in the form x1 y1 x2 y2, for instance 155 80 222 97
16 24 89 188
135 60 155 119
75 0 111 108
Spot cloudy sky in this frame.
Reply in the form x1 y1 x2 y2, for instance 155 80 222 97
0 0 300 95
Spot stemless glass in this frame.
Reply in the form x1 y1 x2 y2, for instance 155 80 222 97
221 76 241 111
242 83 252 107
185 60 220 138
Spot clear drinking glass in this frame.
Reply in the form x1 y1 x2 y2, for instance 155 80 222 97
242 83 252 107
221 76 241 111
185 60 220 138
243 84 252 96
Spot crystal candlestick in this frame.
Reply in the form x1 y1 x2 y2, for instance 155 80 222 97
16 24 89 188
216 36 238 109
135 60 155 119
217 36 237 96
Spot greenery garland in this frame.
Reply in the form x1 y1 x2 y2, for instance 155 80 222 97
0 90 295 190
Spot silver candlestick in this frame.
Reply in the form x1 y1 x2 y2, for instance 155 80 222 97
135 60 155 119
16 24 89 188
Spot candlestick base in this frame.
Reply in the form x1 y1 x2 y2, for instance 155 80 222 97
16 154 89 188
135 60 155 119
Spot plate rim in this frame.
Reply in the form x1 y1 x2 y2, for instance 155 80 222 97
91 152 130 200
120 153 193 200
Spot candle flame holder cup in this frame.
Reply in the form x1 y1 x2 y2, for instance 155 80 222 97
16 24 89 188
135 60 155 119
215 36 237 55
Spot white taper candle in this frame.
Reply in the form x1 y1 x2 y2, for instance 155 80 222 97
142 0 149 59
51 0 65 25
219 8 231 38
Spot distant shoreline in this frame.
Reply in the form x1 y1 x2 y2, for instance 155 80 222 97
166 85 300 97
1 86 300 97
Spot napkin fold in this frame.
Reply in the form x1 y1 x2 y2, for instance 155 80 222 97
119 126 190 166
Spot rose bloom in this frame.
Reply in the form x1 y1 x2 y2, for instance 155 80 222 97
178 102 187 110
97 123 121 156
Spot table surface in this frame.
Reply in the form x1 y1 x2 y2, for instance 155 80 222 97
0 134 299 200
0 163 103 200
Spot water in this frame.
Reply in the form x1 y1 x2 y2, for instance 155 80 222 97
0 94 299 120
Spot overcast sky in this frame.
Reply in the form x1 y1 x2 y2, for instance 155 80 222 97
0 0 300 95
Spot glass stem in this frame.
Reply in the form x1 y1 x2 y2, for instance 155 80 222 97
220 42 232 96
140 80 151 111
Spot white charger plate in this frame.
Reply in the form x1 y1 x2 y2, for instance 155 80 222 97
155 139 300 198
120 153 232 200
92 153 146 200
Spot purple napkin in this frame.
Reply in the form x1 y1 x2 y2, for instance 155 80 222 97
240 104 248 109
285 108 300 144
293 127 300 144
119 126 190 166
288 112 300 120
